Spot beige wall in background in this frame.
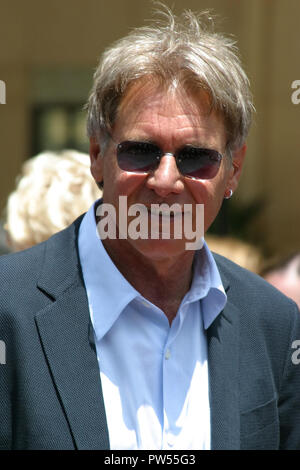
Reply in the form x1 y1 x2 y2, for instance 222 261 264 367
0 0 299 256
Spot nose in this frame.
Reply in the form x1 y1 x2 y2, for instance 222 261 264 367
146 153 184 197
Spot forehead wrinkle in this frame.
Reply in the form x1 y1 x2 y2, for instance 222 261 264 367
113 84 226 151
130 113 224 150
124 122 206 150
117 80 207 123
120 100 211 135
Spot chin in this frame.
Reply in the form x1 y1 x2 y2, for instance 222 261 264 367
130 237 192 261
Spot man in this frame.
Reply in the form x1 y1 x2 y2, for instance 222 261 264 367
1 8 300 450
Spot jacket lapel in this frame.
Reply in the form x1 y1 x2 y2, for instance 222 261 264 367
207 262 240 449
35 218 110 450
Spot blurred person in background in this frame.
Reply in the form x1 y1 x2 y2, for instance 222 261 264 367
205 234 262 273
4 150 99 251
0 222 9 255
261 252 300 309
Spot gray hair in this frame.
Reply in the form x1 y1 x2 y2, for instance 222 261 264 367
86 7 254 154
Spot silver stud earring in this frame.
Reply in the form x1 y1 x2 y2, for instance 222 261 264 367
224 189 233 199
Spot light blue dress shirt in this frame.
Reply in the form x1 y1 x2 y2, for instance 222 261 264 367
78 202 227 450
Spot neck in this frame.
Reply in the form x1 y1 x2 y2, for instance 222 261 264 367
102 237 195 325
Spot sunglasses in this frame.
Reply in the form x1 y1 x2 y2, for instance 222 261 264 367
116 140 223 180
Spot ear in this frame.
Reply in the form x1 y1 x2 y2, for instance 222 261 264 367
89 137 103 183
226 143 247 194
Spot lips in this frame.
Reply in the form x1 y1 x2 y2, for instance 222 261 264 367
147 205 192 217
148 208 180 217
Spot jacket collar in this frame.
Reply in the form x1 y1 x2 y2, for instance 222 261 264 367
206 254 240 449
207 297 240 449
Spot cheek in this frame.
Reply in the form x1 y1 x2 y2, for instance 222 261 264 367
117 173 148 198
103 158 147 202
185 161 230 206
185 179 225 204
185 179 227 231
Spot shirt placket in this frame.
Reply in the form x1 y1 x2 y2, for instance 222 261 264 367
161 305 187 449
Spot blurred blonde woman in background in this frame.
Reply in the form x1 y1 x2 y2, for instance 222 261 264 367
4 150 100 251
205 234 262 273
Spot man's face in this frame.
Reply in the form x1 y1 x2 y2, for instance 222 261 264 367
90 81 245 261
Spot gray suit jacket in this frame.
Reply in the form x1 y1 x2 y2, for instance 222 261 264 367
1 216 300 450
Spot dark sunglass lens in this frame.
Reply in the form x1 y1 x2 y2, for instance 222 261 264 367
117 141 160 172
177 147 222 179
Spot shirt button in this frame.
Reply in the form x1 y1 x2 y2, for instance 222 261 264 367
165 349 171 360
167 435 175 447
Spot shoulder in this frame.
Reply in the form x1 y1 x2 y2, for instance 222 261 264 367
0 241 46 289
213 252 299 328
0 241 49 338
214 253 300 380
0 215 83 276
0 216 83 316
214 252 295 303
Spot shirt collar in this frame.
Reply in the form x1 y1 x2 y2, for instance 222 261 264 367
78 201 140 340
78 201 227 339
191 243 227 329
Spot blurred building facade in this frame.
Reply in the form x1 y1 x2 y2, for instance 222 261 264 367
0 0 299 257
